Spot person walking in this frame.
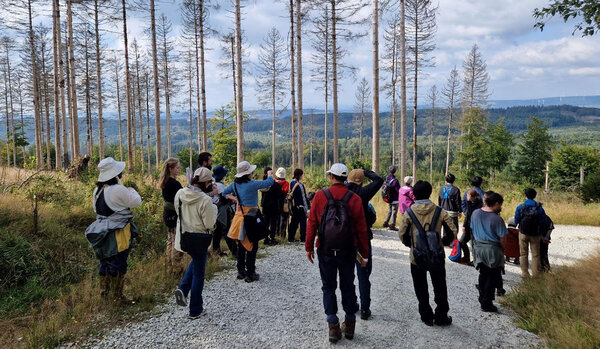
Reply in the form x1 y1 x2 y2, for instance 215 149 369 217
306 163 369 343
85 157 142 301
346 168 384 320
438 173 463 262
470 191 507 312
398 180 456 327
173 167 218 319
382 166 401 230
288 168 310 243
514 188 547 278
212 165 237 256
461 189 483 265
260 167 283 245
398 176 416 216
160 158 185 272
462 176 485 212
274 167 290 238
224 161 274 282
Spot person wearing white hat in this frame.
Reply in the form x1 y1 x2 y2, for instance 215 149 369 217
86 157 141 301
223 161 274 282
274 167 290 241
173 167 218 319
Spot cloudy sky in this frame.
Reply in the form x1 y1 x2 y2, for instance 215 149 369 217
29 0 600 111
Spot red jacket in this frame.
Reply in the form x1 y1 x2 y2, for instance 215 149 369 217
276 179 290 193
305 183 369 258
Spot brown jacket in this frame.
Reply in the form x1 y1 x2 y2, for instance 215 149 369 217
398 200 458 265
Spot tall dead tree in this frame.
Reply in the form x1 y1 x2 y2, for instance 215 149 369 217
94 0 104 159
66 0 79 160
132 40 145 172
461 43 490 113
199 0 209 151
158 14 174 158
399 0 407 178
442 66 459 175
150 0 161 167
120 0 133 170
36 25 52 168
234 0 244 162
383 15 401 165
371 0 379 172
51 0 62 168
428 84 437 182
353 77 370 159
295 0 304 168
1 37 17 167
406 0 437 179
255 27 288 170
111 54 124 161
289 0 297 169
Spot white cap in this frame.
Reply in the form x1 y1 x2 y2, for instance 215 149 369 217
235 161 257 178
404 176 414 185
326 163 349 177
97 157 126 182
275 167 286 178
193 167 214 182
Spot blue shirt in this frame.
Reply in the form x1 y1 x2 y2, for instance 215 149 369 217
470 209 507 243
223 177 274 207
462 186 485 213
514 199 546 225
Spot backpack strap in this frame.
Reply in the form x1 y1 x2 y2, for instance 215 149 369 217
430 206 442 230
322 188 334 204
233 184 246 215
341 189 354 204
406 208 426 248
178 198 183 235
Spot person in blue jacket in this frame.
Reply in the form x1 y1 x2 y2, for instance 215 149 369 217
462 176 485 212
514 188 547 278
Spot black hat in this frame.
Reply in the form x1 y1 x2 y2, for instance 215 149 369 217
212 165 228 181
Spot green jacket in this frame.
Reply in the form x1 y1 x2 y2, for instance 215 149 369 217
85 210 138 260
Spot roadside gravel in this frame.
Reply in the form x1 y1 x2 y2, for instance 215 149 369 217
81 225 600 348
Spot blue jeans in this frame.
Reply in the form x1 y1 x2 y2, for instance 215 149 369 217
355 241 372 311
179 251 208 317
318 251 358 324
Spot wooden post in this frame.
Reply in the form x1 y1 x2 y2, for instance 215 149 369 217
544 161 549 193
580 165 585 185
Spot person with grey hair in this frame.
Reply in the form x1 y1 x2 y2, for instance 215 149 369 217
383 165 401 231
398 176 416 216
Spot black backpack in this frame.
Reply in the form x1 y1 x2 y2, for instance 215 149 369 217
381 178 394 203
406 207 445 271
519 204 541 236
317 189 355 257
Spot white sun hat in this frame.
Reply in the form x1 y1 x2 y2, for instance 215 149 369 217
235 161 257 178
326 163 349 177
97 157 126 182
275 167 286 178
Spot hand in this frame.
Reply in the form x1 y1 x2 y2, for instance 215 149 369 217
306 250 314 264
360 259 367 268
267 170 273 177
212 183 218 196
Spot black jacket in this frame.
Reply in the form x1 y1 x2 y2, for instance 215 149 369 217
261 182 284 214
438 184 462 213
347 170 384 239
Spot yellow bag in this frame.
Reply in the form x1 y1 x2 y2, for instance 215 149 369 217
115 223 131 252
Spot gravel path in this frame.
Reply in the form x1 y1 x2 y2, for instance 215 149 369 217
83 225 600 349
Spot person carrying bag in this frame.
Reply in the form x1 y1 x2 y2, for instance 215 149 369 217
173 167 218 319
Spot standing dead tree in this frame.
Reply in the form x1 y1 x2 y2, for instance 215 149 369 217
442 66 459 175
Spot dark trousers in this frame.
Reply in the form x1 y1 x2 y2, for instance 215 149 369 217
477 264 503 307
236 241 259 274
460 229 472 262
99 249 130 276
263 210 280 241
355 241 373 311
318 252 358 324
288 207 307 242
410 263 449 322
179 250 208 317
540 242 550 272
278 213 289 237
212 221 237 254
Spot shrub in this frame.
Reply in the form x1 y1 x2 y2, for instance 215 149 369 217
579 172 600 203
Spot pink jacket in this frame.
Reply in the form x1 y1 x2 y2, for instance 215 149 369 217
398 186 416 214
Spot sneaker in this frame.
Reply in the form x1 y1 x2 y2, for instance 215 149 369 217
236 271 246 280
382 223 389 228
481 304 498 313
496 288 506 297
388 225 399 231
328 322 342 343
341 320 356 340
434 316 453 326
245 272 260 283
174 288 187 307
188 311 205 320
360 309 371 320
421 317 434 326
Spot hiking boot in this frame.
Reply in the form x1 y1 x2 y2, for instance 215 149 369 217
236 271 246 280
421 317 434 326
360 309 371 320
174 288 187 307
100 275 110 299
382 222 389 228
434 316 453 326
245 272 260 283
388 225 399 231
328 322 342 343
481 304 498 313
496 288 506 297
341 320 356 340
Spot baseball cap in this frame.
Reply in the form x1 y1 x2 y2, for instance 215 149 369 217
326 163 348 177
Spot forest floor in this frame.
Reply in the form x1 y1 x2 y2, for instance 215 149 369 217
74 225 600 349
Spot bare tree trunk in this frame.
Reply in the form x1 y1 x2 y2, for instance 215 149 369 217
359 98 364 158
55 0 69 167
371 0 379 172
94 0 104 159
187 49 193 169
199 0 208 151
3 69 9 166
234 0 244 162
4 42 17 167
66 0 79 160
145 71 151 172
134 45 144 172
40 38 52 168
229 35 237 104
271 89 276 170
120 0 133 170
160 30 172 158
51 0 62 168
130 65 136 167
85 30 93 157
296 0 304 169
193 9 202 152
399 0 407 178
150 0 161 167
27 0 43 169
289 0 297 170
323 4 329 173
114 57 124 161
331 0 339 163
429 89 435 182
412 22 418 180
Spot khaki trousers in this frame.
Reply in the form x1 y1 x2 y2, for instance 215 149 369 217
519 233 541 277
166 227 184 272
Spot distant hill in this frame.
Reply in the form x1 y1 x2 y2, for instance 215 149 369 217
488 95 600 109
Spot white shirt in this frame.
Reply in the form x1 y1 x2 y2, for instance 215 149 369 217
93 184 142 213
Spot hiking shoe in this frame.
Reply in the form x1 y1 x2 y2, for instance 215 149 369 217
236 271 246 280
388 225 399 231
360 309 371 320
434 316 453 326
382 223 389 228
328 322 342 343
481 304 498 313
497 288 506 297
341 320 356 340
174 288 187 307
188 311 205 320
245 273 260 283
421 317 434 326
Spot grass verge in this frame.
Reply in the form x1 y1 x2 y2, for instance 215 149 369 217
502 253 600 348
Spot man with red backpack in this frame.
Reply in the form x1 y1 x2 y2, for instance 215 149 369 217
306 163 369 343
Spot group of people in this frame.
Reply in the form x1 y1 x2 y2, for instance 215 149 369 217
85 155 552 341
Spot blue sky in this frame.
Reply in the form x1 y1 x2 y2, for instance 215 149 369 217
23 0 600 111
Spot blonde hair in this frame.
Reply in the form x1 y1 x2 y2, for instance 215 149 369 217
159 158 180 189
